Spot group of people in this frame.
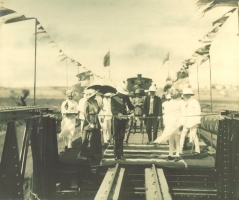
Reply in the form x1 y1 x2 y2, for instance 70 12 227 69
59 81 201 163
154 85 201 162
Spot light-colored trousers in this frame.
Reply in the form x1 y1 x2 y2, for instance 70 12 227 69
180 125 200 153
169 134 180 157
102 119 112 143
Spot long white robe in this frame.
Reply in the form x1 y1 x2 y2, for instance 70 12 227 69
59 99 78 140
154 98 184 144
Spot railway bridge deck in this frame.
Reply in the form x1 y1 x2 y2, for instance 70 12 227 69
0 106 238 200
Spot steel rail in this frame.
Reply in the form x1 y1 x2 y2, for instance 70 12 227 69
145 164 172 200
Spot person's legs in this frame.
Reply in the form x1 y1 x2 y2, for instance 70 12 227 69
125 118 133 143
190 126 200 153
180 127 189 154
106 119 112 143
168 136 174 156
113 119 121 159
174 134 180 157
146 118 152 143
119 121 127 159
152 118 159 141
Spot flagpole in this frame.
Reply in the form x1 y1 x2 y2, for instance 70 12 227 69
196 61 200 101
33 18 37 105
109 50 110 79
66 59 68 89
208 56 213 113
208 55 215 154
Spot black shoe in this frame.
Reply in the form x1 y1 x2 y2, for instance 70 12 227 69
193 152 200 156
115 157 119 161
166 156 174 161
174 157 180 162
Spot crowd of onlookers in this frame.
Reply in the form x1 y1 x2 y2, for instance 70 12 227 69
59 82 201 162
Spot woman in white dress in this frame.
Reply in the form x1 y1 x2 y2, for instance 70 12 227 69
153 87 184 162
59 89 78 152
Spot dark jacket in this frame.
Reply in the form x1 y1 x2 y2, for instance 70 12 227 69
143 95 162 117
111 94 134 117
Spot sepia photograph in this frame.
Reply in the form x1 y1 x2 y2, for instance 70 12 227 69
0 0 239 199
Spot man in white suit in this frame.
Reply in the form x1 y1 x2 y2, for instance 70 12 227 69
180 88 201 155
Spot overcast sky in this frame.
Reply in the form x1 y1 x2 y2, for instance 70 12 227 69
0 0 238 89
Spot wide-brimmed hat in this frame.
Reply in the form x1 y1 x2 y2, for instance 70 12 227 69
116 82 128 95
183 88 194 95
84 89 99 99
148 85 157 92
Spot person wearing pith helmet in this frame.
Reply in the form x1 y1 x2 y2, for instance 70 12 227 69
111 82 134 161
180 87 201 156
125 89 145 143
143 85 162 144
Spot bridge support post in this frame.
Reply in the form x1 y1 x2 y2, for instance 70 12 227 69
216 115 239 199
0 121 24 199
31 116 58 199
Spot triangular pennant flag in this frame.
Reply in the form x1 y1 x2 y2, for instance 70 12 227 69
38 26 44 30
195 44 211 56
162 52 169 65
200 55 210 65
103 51 110 67
34 31 47 35
0 7 16 17
60 56 67 61
212 8 236 26
196 0 237 14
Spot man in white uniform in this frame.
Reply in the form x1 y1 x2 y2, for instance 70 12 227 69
180 88 201 155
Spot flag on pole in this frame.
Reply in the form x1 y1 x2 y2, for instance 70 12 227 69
0 7 16 17
212 8 236 26
162 52 169 65
4 15 39 25
76 71 91 81
103 51 110 67
200 55 210 65
195 44 211 56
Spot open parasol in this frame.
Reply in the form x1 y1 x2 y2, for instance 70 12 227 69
87 79 116 94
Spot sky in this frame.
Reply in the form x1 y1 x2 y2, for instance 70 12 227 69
0 0 239 89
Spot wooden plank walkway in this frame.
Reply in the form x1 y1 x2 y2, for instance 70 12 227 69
58 129 215 169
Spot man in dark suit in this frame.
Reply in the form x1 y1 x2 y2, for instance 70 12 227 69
143 85 162 144
111 82 134 160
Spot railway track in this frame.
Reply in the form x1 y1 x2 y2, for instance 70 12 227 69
73 163 217 200
94 163 171 200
